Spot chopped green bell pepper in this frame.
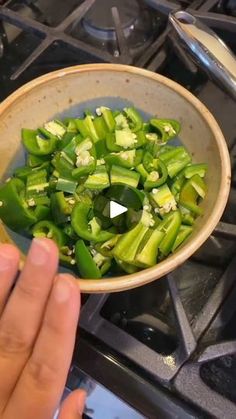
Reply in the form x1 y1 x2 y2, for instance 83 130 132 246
93 116 108 140
43 120 66 138
113 222 149 264
52 152 75 180
179 175 205 215
150 184 177 215
172 225 193 252
105 149 143 169
84 165 110 190
135 229 164 267
159 146 192 178
34 204 51 221
32 220 67 247
75 240 101 279
115 258 139 274
27 154 50 168
110 165 140 188
63 118 78 133
100 107 116 132
136 163 149 184
144 160 168 190
13 162 50 182
150 119 180 143
71 202 115 242
51 191 72 224
56 178 77 194
72 138 96 180
22 128 57 156
75 118 91 138
184 163 208 179
124 107 143 132
83 115 100 143
157 210 182 256
62 134 83 163
95 235 120 257
0 178 37 231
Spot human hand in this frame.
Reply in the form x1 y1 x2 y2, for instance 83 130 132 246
0 238 86 419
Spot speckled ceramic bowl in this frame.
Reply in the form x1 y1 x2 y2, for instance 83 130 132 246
0 64 231 293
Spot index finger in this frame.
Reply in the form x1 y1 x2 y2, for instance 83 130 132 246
0 238 58 411
4 274 80 419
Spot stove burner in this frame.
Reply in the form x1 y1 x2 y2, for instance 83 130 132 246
82 0 139 41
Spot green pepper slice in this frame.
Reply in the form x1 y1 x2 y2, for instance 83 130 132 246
71 202 115 242
27 154 50 168
136 163 149 184
110 165 140 188
75 119 91 138
51 192 72 224
115 258 139 274
26 169 49 204
171 172 186 200
34 204 51 221
57 132 76 151
101 107 116 132
179 175 205 215
159 146 192 178
135 229 164 267
179 205 195 226
22 128 57 156
105 149 143 169
106 130 146 152
143 160 168 190
123 107 143 132
172 225 193 252
94 235 120 257
0 178 37 231
84 165 110 190
157 210 182 256
184 163 208 179
63 118 78 133
32 220 67 247
149 119 180 143
13 162 50 182
52 152 75 180
93 116 108 140
113 222 149 264
84 115 100 143
75 240 101 279
62 134 83 163
71 138 97 180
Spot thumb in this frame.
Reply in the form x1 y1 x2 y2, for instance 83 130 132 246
58 389 87 419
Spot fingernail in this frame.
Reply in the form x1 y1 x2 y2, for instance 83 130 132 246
29 238 51 266
53 275 73 303
0 246 15 271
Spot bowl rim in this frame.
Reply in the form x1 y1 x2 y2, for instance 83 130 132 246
0 63 231 293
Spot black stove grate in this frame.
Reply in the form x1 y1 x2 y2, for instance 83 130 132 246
174 270 236 418
0 0 236 80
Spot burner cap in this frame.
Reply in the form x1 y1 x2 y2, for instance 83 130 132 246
83 0 140 41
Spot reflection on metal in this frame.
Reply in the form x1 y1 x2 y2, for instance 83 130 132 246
169 10 236 100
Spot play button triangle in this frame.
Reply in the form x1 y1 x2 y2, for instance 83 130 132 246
110 200 128 218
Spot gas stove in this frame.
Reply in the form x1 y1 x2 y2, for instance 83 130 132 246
0 1 236 418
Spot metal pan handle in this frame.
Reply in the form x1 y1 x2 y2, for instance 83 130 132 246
169 10 236 101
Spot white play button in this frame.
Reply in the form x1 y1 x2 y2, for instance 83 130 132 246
110 200 128 218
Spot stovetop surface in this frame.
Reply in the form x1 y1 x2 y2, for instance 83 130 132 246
1 1 236 418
